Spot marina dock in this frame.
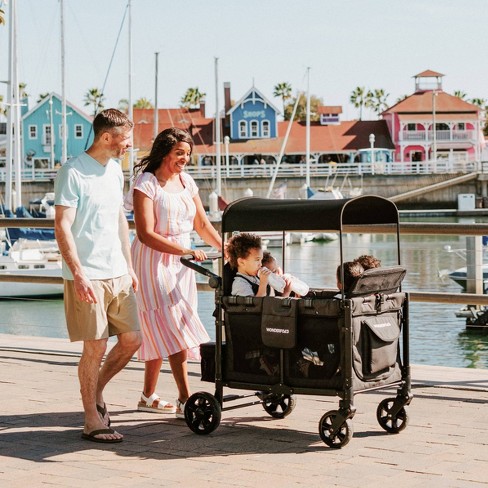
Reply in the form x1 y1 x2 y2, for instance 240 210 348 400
1 334 487 487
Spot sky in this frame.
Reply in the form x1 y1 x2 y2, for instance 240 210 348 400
1 0 487 121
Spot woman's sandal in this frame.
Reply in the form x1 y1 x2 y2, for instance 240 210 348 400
137 393 176 414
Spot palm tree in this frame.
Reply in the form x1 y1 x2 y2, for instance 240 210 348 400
0 6 6 26
180 87 206 108
396 94 409 104
37 93 50 104
368 88 390 116
470 98 486 108
350 86 371 120
83 88 105 116
273 82 292 115
454 90 468 100
0 94 6 117
18 82 28 99
134 97 153 109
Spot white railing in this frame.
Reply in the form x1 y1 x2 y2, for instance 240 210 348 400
0 159 484 183
400 130 475 142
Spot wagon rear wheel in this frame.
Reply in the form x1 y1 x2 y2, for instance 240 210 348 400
376 398 408 434
185 392 221 435
262 394 296 419
318 410 353 448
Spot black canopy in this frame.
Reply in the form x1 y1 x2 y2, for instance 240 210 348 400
221 195 399 233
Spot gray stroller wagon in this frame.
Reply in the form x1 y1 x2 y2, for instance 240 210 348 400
181 195 412 448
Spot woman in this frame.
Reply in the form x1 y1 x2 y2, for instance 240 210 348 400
124 128 221 418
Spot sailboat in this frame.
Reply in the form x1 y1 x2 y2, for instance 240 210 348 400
0 0 63 298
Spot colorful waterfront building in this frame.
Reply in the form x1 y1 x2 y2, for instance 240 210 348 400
21 93 93 169
382 70 483 163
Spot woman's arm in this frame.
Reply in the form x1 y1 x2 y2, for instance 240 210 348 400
193 193 222 250
133 189 205 259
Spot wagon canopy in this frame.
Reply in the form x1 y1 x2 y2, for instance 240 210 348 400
221 195 399 233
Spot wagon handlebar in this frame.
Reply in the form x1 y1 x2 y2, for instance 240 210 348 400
181 255 221 289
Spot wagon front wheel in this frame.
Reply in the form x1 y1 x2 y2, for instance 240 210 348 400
318 410 353 448
185 392 221 435
376 398 408 434
262 394 296 418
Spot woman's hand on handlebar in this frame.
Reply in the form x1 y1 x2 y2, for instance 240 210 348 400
191 249 207 262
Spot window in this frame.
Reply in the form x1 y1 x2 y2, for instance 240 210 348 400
239 120 247 138
262 120 270 138
250 120 258 138
29 125 37 139
74 124 83 138
456 123 465 130
406 123 416 131
43 125 52 145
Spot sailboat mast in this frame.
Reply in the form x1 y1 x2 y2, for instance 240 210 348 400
12 0 21 209
5 0 14 211
60 0 67 164
127 0 134 178
154 52 159 141
305 67 311 188
214 57 221 197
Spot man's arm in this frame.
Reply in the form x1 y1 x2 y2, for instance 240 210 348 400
118 207 138 292
54 205 97 303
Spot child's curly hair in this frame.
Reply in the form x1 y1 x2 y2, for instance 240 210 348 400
226 233 262 270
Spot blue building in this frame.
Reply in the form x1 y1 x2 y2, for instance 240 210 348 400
21 93 93 168
227 86 279 140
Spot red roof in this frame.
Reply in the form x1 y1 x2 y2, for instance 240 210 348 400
317 106 343 114
383 91 480 115
414 70 445 78
133 108 394 155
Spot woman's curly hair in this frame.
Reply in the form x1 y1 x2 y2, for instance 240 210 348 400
133 127 193 176
226 233 262 270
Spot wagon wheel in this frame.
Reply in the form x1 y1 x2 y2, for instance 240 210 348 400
262 394 296 419
376 398 409 434
318 410 353 448
185 392 221 435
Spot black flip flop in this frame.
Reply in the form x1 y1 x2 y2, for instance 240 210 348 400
96 403 111 427
81 428 123 443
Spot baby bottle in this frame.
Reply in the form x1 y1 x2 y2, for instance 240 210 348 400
259 267 286 293
283 273 310 296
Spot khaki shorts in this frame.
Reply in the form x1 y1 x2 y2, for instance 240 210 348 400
64 274 140 342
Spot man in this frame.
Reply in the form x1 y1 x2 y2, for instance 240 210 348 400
54 109 141 443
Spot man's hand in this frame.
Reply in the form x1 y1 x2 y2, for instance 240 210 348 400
73 274 97 303
128 268 139 292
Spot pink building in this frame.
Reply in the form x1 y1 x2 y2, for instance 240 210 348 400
382 70 483 163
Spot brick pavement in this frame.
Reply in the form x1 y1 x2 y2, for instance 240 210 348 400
0 334 487 487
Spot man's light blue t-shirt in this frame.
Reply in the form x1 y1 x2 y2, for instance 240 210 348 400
54 152 128 280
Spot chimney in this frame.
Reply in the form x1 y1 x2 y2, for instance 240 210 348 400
199 98 206 117
224 82 231 130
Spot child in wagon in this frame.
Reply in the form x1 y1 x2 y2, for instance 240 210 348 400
226 233 293 297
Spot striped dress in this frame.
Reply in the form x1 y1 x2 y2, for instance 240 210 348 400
124 172 210 361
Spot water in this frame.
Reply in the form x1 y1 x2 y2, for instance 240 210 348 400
1 230 488 369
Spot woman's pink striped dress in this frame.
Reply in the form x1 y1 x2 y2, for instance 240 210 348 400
124 172 210 360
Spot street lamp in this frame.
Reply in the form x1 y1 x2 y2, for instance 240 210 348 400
432 90 438 162
224 135 230 177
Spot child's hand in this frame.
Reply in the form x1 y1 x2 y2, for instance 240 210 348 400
282 275 293 297
258 266 271 284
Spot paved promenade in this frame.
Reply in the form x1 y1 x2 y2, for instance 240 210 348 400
1 334 487 487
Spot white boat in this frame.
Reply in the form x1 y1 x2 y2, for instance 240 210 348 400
448 264 488 292
0 238 63 298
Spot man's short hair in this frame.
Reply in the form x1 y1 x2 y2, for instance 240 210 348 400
93 109 134 138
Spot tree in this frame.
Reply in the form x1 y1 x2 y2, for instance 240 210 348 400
283 92 323 122
368 88 390 116
0 94 6 117
471 98 488 136
396 94 409 104
134 97 153 109
83 87 105 116
180 87 206 108
0 6 5 26
37 93 50 104
454 90 468 100
350 86 372 120
273 82 292 115
19 82 28 99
